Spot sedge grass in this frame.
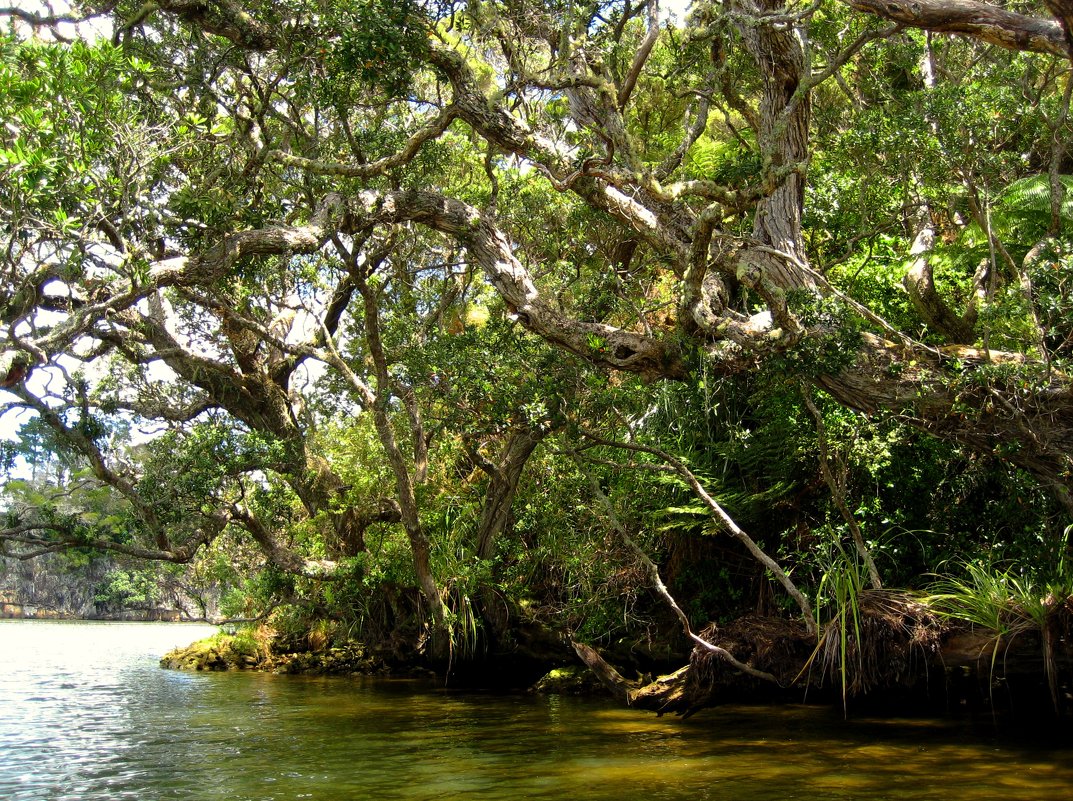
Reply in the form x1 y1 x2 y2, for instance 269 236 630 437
797 539 870 715
927 557 1073 710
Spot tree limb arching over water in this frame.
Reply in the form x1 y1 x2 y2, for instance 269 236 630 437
1 0 1072 711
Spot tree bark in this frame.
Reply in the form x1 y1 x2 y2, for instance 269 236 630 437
472 427 546 561
842 0 1072 57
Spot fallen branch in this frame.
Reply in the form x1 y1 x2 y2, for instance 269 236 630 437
570 450 780 686
576 431 818 634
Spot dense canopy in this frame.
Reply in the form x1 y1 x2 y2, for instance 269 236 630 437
1 0 1071 702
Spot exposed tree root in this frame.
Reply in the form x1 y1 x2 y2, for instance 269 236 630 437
572 592 1073 717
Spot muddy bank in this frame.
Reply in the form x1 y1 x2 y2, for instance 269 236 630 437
160 627 603 696
160 594 1073 721
576 592 1073 719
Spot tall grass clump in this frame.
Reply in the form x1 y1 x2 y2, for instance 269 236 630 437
804 539 871 714
443 580 483 670
927 555 1073 709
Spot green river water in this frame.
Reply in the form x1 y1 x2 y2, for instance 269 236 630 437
1 619 1071 800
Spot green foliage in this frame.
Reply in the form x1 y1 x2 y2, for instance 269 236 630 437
928 554 1073 638
225 564 296 619
1026 240 1073 363
402 311 570 433
135 422 289 524
93 567 159 607
927 551 1073 707
812 537 869 713
779 293 864 376
684 134 761 188
994 176 1073 239
326 0 428 99
0 35 124 225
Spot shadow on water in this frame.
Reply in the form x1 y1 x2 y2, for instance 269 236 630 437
2 620 1072 801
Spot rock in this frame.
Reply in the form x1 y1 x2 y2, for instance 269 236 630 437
160 630 389 676
160 635 247 671
530 666 607 695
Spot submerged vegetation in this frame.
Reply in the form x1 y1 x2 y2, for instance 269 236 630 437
0 0 1072 718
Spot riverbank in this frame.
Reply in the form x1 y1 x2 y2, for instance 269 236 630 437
159 596 1073 722
159 627 606 695
160 629 392 675
0 553 223 622
0 599 184 621
583 593 1073 721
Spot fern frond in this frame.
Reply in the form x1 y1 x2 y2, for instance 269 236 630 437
996 175 1073 228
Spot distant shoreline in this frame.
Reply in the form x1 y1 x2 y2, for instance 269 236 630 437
1 602 188 622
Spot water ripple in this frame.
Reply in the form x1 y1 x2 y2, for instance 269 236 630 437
3 620 1073 801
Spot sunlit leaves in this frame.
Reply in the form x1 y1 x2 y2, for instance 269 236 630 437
1027 240 1073 364
136 422 286 525
0 0 1069 656
324 0 428 100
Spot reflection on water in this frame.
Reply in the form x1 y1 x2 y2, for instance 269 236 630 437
1 620 1071 801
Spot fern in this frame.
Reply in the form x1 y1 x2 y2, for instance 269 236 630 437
994 174 1073 234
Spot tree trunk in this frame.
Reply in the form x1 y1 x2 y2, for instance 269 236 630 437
474 427 546 561
729 0 814 312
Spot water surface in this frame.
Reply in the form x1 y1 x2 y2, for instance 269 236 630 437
1 619 1070 800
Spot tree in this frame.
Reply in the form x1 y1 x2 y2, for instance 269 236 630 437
0 0 1070 683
